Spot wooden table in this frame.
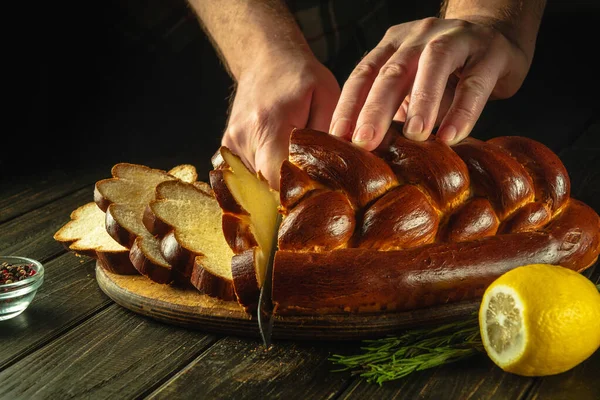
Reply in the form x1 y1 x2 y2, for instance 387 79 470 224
2 3 599 398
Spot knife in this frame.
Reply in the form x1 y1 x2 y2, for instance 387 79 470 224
257 212 282 349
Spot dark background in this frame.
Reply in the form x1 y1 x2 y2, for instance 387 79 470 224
5 0 599 181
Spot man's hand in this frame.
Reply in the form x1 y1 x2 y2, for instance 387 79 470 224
189 0 341 190
223 52 340 190
330 0 546 150
329 17 529 150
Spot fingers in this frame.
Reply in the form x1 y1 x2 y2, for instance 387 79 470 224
329 44 396 140
434 75 459 127
437 51 505 145
254 128 291 191
393 96 410 122
391 82 453 130
403 34 471 141
328 18 517 151
221 132 255 175
350 46 420 151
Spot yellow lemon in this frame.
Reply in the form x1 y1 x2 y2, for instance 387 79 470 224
479 263 600 376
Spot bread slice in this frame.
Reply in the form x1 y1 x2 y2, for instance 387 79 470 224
143 180 213 237
148 179 236 300
53 202 138 275
209 147 281 312
95 163 198 245
94 163 198 284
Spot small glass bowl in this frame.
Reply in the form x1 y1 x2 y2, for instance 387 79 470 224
0 256 44 321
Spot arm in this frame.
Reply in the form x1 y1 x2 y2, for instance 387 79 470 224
188 0 341 190
189 0 312 81
329 0 547 150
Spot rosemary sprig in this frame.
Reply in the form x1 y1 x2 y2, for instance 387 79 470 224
329 313 484 385
330 283 600 385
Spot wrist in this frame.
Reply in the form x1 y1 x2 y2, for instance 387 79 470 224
444 12 516 40
443 1 546 64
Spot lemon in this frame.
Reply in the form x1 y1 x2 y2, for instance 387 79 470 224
479 263 600 376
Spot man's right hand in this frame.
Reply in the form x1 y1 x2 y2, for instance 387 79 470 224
189 0 340 191
222 51 340 191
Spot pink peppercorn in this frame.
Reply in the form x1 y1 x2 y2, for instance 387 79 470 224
0 262 37 285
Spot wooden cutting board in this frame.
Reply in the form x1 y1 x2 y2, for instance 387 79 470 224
96 262 480 341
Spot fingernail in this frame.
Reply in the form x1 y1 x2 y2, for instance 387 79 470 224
331 119 351 137
352 124 375 143
404 115 424 136
438 125 457 143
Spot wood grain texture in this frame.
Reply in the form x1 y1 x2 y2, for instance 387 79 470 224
97 263 482 341
0 186 93 260
0 168 105 224
0 253 111 370
146 336 353 400
0 305 219 400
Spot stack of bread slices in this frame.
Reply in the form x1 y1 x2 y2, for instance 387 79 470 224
54 153 279 310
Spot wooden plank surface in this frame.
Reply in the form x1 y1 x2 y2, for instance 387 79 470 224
0 186 92 261
526 352 600 400
0 305 219 400
146 337 353 400
0 168 103 224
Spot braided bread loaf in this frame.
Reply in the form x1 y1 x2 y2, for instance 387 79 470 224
268 127 600 315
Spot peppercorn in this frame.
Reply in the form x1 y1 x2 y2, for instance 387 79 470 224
0 261 36 285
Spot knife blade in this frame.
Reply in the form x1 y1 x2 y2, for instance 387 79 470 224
257 212 282 349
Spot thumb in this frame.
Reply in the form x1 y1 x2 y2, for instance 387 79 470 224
254 128 291 192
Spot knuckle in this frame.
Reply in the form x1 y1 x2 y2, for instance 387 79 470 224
359 110 393 133
489 28 510 50
452 18 471 30
226 107 274 148
378 62 410 79
410 89 438 106
299 74 318 91
248 108 271 132
450 102 478 121
402 44 424 61
360 102 384 118
350 61 379 80
224 123 244 144
332 99 355 116
419 17 438 32
384 25 400 38
460 74 491 95
425 34 456 57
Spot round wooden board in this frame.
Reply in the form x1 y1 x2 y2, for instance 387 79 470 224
96 262 480 341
